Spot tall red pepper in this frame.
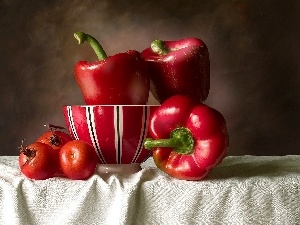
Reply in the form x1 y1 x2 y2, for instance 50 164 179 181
141 38 210 103
144 95 229 181
74 32 150 105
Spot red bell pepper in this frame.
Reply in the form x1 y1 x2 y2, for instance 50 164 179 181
144 95 228 181
141 38 210 103
74 32 150 105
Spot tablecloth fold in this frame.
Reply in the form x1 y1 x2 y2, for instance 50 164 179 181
0 155 299 225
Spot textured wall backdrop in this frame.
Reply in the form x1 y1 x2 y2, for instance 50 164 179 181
0 0 299 156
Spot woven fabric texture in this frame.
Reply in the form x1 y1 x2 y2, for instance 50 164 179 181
0 155 299 225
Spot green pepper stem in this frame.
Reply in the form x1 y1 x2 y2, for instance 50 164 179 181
151 39 170 55
74 32 107 60
144 127 194 155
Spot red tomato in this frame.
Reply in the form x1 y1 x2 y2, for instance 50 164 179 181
59 140 99 180
36 129 73 150
36 124 73 175
19 142 59 180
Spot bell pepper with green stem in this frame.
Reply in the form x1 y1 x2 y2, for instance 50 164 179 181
144 95 229 181
74 32 150 105
141 38 210 103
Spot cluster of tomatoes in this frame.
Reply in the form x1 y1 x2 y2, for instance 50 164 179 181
18 124 99 180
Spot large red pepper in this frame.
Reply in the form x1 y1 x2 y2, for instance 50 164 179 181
144 95 228 181
141 38 210 103
74 32 150 105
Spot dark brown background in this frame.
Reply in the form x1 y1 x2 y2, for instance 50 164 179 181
1 0 299 156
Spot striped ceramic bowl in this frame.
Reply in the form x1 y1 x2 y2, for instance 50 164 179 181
63 105 158 165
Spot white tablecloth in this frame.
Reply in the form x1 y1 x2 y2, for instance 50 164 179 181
0 155 299 225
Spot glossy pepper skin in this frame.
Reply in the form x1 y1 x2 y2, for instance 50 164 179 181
141 38 210 104
144 95 228 181
74 32 150 105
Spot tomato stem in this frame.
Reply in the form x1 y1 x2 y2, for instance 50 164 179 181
20 148 36 158
44 124 63 146
44 124 66 130
19 139 36 158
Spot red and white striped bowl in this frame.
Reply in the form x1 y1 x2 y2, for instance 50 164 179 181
63 105 159 165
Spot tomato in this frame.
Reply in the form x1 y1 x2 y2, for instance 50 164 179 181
36 124 73 150
19 142 59 180
36 124 73 175
59 140 99 180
